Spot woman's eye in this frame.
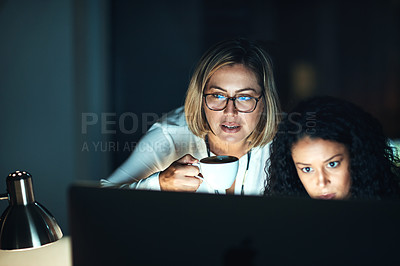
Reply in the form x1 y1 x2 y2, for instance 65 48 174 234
212 94 226 100
237 96 252 102
328 161 339 168
301 167 313 173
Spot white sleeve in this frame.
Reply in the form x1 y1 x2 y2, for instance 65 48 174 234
128 172 161 190
100 126 176 189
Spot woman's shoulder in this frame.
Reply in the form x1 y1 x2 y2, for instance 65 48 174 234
244 141 272 162
146 106 200 141
253 141 271 154
155 106 187 127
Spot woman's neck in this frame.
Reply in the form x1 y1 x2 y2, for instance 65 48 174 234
206 134 250 158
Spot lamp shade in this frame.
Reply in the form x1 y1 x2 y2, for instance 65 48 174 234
0 171 63 250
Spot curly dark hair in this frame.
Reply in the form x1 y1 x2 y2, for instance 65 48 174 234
265 96 400 200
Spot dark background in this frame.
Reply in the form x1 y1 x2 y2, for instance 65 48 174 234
0 0 399 235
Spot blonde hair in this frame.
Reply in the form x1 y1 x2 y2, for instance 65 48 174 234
184 38 281 148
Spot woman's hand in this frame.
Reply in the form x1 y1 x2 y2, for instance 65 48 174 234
159 154 202 192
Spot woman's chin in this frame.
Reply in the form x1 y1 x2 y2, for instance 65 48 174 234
218 134 247 145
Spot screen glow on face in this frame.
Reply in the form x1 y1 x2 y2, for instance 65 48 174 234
291 137 351 200
203 64 264 151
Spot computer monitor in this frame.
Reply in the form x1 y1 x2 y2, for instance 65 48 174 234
69 184 400 266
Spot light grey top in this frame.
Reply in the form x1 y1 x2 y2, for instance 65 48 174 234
100 106 270 195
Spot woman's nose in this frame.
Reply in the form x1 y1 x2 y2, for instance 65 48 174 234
316 170 330 187
224 98 238 115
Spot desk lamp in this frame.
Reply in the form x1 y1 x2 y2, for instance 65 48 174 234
0 170 63 250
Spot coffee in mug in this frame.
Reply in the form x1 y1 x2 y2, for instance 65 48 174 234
200 156 238 164
193 155 239 190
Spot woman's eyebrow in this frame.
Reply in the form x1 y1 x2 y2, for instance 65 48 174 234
207 86 258 93
207 86 226 92
295 162 311 166
295 154 343 166
236 88 258 93
323 154 343 163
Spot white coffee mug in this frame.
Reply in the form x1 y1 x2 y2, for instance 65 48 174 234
193 155 239 190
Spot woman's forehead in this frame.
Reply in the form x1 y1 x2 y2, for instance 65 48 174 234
205 64 261 93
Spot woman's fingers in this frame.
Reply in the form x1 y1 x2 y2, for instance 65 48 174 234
176 154 199 165
159 154 202 191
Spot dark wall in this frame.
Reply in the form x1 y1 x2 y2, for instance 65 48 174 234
0 0 76 235
273 0 400 130
111 1 204 167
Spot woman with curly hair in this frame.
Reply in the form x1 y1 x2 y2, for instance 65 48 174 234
265 96 400 200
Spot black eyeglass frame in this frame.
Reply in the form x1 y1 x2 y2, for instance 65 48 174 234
203 94 263 113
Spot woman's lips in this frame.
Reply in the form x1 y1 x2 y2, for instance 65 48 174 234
221 123 241 133
317 193 336 200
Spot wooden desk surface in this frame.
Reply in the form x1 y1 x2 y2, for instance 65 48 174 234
0 236 71 266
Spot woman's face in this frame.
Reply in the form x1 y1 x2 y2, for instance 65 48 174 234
203 64 264 149
291 137 351 200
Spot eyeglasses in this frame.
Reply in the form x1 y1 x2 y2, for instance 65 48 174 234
203 94 263 113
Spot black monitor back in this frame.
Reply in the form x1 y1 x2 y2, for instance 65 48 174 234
69 184 400 266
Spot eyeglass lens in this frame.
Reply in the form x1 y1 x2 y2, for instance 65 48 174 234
205 95 258 112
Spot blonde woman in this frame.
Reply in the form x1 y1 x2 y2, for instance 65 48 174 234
101 38 281 195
